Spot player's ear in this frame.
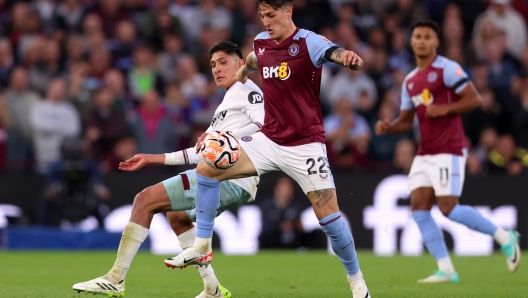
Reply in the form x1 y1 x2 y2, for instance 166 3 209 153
284 5 293 18
236 58 244 69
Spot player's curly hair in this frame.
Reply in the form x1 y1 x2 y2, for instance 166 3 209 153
209 41 243 59
410 20 441 37
256 0 293 11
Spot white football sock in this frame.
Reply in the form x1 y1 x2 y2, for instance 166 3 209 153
177 227 219 292
347 269 364 282
437 257 455 274
105 222 149 284
177 226 197 249
493 228 510 246
194 237 212 253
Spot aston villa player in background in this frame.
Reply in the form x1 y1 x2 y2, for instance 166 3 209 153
375 20 521 283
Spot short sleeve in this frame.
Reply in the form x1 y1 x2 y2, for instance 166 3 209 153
304 31 337 67
443 60 469 94
400 81 415 110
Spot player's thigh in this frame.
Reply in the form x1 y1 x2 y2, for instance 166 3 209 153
427 154 466 197
196 147 259 181
408 155 433 196
133 182 173 212
410 187 436 211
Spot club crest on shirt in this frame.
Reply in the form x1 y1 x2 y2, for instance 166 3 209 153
410 88 434 107
241 136 252 142
427 72 438 83
288 43 299 56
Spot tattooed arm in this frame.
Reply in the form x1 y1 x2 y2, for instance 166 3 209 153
324 46 363 70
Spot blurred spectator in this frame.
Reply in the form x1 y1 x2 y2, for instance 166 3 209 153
53 0 86 37
158 34 184 83
486 134 527 176
99 136 137 173
392 138 416 174
387 0 427 29
85 87 129 163
164 81 192 140
327 68 377 109
66 62 93 120
473 0 527 59
511 88 528 148
483 38 517 91
2 67 40 171
292 0 335 33
128 46 165 100
28 39 64 95
324 98 370 169
369 92 410 164
177 55 207 99
388 28 412 73
38 137 110 227
168 0 196 36
129 90 175 154
0 39 14 88
186 0 232 42
142 0 183 50
463 89 502 146
259 176 304 249
104 69 133 112
351 0 380 41
109 20 140 74
30 78 81 174
94 0 130 39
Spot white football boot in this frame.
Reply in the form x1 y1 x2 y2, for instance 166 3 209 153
349 279 371 298
501 230 521 273
164 246 213 269
195 285 232 298
72 276 125 297
417 270 460 283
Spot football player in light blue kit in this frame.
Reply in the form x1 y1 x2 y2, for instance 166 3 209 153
376 20 521 283
72 41 264 298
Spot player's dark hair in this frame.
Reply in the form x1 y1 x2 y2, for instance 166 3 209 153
209 41 243 59
410 20 441 37
256 0 293 11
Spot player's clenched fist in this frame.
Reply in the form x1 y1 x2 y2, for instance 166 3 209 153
374 118 390 135
342 50 363 70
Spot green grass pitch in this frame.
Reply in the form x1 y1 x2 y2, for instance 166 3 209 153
0 250 526 297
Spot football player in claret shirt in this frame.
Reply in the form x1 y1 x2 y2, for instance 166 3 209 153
166 0 371 297
375 20 521 283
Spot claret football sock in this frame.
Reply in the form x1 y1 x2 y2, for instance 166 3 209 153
106 222 149 283
195 174 221 242
319 212 360 275
448 205 498 236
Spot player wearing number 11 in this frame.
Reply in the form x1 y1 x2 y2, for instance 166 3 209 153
375 20 521 283
164 0 371 297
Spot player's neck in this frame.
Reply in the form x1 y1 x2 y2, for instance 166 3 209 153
415 54 437 71
274 23 297 44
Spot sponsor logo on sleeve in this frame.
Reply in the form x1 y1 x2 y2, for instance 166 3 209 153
248 91 263 104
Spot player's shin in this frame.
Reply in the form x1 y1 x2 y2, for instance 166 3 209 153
178 226 220 293
106 222 149 283
195 173 221 253
412 211 454 273
319 212 361 278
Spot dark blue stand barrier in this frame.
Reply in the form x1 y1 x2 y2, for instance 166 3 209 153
4 227 150 250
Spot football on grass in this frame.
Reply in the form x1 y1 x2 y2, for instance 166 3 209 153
201 131 240 169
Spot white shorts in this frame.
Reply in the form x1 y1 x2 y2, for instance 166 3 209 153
408 153 466 197
239 132 335 194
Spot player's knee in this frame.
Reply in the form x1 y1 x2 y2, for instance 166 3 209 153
438 202 456 217
132 187 155 210
167 211 192 231
196 161 222 180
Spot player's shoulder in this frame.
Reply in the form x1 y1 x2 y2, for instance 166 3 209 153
228 80 263 103
403 67 419 83
431 55 460 70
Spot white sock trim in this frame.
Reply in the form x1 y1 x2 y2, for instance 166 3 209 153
437 257 455 274
347 270 364 282
124 222 149 243
194 237 212 253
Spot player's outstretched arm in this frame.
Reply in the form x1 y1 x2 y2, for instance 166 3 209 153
425 83 482 118
234 51 259 84
325 47 363 70
119 154 165 171
375 109 416 136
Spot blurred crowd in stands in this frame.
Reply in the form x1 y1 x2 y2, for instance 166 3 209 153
0 0 527 177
